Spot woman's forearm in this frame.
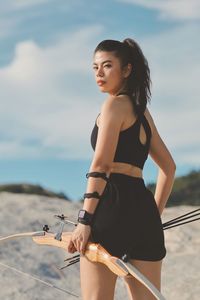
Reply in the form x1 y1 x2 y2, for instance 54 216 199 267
154 164 176 215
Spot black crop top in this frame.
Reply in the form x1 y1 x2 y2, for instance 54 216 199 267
90 113 152 169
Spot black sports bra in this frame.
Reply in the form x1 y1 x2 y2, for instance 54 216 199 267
90 113 152 169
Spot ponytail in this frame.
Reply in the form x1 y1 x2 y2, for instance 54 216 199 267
122 38 151 115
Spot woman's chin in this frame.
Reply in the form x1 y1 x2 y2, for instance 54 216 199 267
98 86 108 93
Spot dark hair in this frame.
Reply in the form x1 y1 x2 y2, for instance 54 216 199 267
94 38 151 115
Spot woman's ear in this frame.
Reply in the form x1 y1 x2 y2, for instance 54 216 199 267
123 63 132 78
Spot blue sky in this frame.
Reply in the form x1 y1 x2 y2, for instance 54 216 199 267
0 0 199 200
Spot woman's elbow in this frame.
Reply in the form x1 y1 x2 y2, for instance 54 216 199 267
165 158 176 176
90 161 112 173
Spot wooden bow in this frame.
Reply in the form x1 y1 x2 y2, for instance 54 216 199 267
2 207 199 298
0 230 165 299
35 231 166 300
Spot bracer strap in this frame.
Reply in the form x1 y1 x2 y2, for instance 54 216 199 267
84 172 110 200
83 191 101 200
86 172 109 182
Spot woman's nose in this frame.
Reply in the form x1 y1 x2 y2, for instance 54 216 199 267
96 67 104 77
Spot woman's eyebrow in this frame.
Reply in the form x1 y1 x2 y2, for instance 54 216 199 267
93 60 112 65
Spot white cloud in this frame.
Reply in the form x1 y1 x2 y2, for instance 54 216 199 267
0 0 53 11
0 26 103 159
0 141 40 159
0 22 199 166
14 0 51 8
0 0 82 13
119 0 200 21
0 0 80 41
140 23 200 164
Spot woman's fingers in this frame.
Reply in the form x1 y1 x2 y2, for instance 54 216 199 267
75 240 82 253
67 239 76 253
68 223 91 254
80 240 87 254
79 242 84 254
73 240 85 254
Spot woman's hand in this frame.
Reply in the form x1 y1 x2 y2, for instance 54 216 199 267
67 223 91 255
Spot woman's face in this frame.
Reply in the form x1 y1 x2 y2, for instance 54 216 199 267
93 51 128 95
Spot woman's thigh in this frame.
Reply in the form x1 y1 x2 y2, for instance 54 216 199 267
80 256 118 300
124 259 163 300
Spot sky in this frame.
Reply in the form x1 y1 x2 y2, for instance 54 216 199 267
0 0 199 200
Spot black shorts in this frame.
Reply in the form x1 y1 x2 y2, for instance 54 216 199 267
91 173 166 261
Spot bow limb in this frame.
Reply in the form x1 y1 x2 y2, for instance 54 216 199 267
116 260 166 300
0 231 45 242
0 231 72 250
84 244 166 300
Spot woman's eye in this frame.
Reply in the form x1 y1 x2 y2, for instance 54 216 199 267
93 66 98 70
104 64 112 68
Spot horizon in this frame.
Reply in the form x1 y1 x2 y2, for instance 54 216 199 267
0 160 198 201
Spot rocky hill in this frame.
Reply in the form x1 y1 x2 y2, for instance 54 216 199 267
147 169 200 206
0 169 200 205
0 183 69 200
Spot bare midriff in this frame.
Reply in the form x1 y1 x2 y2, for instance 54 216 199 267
110 162 143 178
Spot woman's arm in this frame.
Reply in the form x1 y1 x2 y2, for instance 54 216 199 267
82 96 125 213
68 96 125 253
147 110 176 215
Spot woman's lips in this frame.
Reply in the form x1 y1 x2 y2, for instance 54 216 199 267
97 80 106 86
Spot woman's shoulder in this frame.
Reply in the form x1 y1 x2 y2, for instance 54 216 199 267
98 94 131 128
101 94 133 116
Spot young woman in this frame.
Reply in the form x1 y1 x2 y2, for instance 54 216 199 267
68 38 176 300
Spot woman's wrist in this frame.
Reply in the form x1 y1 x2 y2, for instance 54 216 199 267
77 209 94 226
